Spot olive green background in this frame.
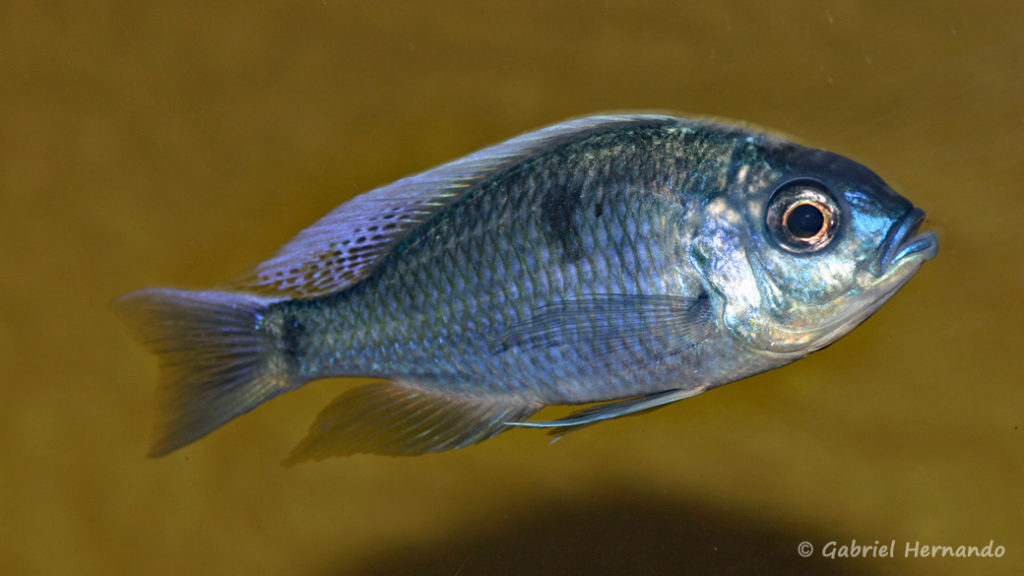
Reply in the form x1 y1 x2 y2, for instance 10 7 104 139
2 2 1020 575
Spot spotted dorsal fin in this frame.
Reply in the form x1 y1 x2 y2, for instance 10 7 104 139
232 114 680 298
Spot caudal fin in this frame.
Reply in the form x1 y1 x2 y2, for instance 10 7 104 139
115 288 290 456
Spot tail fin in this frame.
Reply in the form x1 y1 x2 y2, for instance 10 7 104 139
115 288 289 457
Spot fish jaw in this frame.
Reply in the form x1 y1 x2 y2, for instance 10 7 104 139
808 207 939 350
751 209 938 355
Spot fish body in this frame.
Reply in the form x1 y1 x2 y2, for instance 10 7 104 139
117 114 937 460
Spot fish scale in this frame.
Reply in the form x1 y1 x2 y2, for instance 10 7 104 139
264 157 655 402
116 114 937 459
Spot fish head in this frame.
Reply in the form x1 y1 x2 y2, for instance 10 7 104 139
691 139 938 356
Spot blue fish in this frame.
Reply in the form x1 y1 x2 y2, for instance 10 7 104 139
116 114 938 461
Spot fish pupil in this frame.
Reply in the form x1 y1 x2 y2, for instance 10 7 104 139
786 203 824 238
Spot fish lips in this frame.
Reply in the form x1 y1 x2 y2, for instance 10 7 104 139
876 208 939 274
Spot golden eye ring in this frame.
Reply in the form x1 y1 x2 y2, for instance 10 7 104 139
766 181 840 253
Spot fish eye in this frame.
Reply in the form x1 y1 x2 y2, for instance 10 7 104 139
766 180 840 253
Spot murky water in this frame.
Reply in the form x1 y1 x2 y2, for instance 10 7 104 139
1 2 1021 575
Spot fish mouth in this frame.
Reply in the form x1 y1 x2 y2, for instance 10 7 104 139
763 208 938 356
877 208 939 273
803 207 937 351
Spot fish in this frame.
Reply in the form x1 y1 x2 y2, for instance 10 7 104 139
115 114 938 462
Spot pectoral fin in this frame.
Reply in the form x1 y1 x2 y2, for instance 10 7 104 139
285 382 541 463
496 293 712 360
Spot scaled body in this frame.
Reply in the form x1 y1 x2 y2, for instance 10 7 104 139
117 114 937 460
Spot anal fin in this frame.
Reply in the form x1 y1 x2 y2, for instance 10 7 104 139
285 382 541 463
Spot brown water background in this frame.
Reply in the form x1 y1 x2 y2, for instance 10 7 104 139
1 2 1021 575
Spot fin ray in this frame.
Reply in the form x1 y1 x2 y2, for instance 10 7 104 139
114 289 292 456
497 293 712 355
508 388 706 436
285 382 541 462
234 115 683 298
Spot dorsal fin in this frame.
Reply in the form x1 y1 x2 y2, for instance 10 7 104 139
232 114 680 298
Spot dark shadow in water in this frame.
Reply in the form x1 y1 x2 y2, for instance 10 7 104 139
326 487 881 576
